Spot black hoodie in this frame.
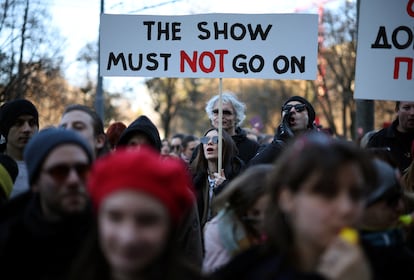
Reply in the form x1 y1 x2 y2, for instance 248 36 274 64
117 115 162 151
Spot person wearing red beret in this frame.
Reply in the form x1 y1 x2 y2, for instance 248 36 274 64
70 147 202 280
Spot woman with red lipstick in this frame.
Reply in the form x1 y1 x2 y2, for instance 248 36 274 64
190 128 244 229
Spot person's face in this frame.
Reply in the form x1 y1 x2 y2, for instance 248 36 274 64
160 140 170 156
202 130 219 161
245 194 271 234
359 195 405 230
7 115 38 151
183 140 199 160
99 190 170 276
278 162 365 253
282 101 309 133
33 144 90 220
127 133 151 147
170 138 182 156
397 102 414 132
211 102 237 135
60 110 103 154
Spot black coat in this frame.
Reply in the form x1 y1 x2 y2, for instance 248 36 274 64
0 192 93 280
360 229 414 280
208 245 326 280
367 119 414 172
232 127 260 163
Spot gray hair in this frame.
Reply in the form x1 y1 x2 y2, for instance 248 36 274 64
205 92 246 127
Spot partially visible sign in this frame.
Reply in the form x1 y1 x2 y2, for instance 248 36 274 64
100 13 318 79
355 0 414 101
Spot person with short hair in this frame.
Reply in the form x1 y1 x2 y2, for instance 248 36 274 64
0 99 39 198
181 135 200 164
0 127 94 279
59 104 109 158
170 133 185 157
367 101 414 172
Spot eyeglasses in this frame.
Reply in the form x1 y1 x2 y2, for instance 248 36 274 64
200 136 219 144
212 109 233 116
42 163 90 183
282 104 307 113
171 145 181 150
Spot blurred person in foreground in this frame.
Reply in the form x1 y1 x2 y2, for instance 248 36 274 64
357 158 414 280
209 132 376 280
69 147 202 280
0 127 94 280
116 115 203 268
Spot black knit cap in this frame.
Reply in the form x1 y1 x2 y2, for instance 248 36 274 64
283 96 316 128
0 99 39 143
24 127 94 185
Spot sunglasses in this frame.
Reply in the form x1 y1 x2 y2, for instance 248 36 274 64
282 104 307 113
171 145 181 150
212 109 233 116
200 136 219 144
42 163 90 183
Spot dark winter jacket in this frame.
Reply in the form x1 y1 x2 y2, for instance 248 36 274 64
208 244 326 280
0 191 93 280
367 119 414 172
360 228 414 280
232 127 260 163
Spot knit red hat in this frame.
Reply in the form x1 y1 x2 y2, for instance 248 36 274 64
87 146 194 224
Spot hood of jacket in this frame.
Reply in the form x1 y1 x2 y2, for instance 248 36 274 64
117 115 161 151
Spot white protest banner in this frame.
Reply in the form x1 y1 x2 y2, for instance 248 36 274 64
100 13 318 80
355 0 414 101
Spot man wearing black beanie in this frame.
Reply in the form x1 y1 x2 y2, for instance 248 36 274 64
0 99 39 198
249 95 318 165
0 127 94 280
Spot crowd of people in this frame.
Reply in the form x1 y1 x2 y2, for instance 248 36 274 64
0 95 413 280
